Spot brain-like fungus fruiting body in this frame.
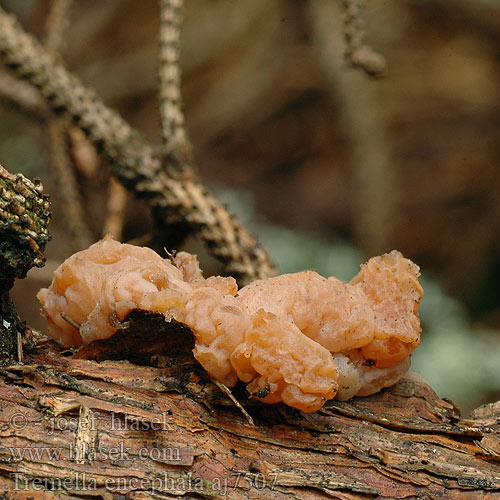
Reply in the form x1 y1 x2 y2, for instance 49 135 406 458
38 236 423 412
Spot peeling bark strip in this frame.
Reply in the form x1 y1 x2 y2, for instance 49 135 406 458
0 339 499 499
0 7 277 285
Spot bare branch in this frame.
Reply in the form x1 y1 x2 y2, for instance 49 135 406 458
44 0 73 55
47 120 94 249
44 0 93 250
103 177 127 241
308 0 395 255
0 7 277 284
68 127 99 177
0 69 48 118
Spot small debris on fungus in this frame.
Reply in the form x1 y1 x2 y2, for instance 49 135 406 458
37 236 423 412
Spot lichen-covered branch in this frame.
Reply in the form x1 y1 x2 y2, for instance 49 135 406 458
341 0 387 77
158 0 193 167
0 7 276 284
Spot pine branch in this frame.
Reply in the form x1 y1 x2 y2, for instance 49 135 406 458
158 0 193 167
44 0 73 55
0 69 48 119
154 0 196 250
0 7 277 284
44 0 94 250
308 0 395 255
47 120 94 249
341 0 387 77
102 177 127 241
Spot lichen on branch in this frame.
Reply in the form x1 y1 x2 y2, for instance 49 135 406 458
0 164 50 363
0 6 277 285
158 0 192 166
38 237 423 412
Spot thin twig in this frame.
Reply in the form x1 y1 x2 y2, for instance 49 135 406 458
0 7 277 285
214 380 255 426
158 0 193 167
16 331 23 363
47 120 94 249
308 0 395 255
103 176 128 241
44 0 93 251
69 127 99 178
60 312 81 330
341 0 387 77
44 0 73 55
0 69 48 118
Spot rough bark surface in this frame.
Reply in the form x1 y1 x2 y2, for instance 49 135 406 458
0 315 499 499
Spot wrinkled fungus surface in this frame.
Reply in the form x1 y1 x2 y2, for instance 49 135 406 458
38 236 423 412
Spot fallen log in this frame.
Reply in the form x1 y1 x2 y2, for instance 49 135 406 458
0 314 499 499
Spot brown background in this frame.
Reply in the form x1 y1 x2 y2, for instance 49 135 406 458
1 0 499 414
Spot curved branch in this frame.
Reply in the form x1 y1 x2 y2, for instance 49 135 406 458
44 0 73 55
0 7 277 284
341 0 387 77
158 0 192 166
44 0 94 250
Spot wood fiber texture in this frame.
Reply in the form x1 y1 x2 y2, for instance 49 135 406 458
0 313 499 499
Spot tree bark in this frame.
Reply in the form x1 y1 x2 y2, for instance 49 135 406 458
0 318 499 499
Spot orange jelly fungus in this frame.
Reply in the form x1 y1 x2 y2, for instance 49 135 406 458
38 236 423 412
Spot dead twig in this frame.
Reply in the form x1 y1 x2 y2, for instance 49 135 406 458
60 312 81 330
0 6 277 285
341 0 387 77
44 0 93 251
308 0 395 255
69 127 99 178
47 120 94 249
103 177 128 241
214 379 255 426
44 0 73 56
16 331 22 363
158 0 193 168
0 69 48 118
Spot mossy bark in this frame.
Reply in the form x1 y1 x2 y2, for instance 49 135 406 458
0 164 50 364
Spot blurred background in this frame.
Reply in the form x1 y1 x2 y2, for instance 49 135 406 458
1 0 499 415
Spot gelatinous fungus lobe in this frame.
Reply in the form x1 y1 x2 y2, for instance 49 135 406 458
351 250 423 368
38 238 424 412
